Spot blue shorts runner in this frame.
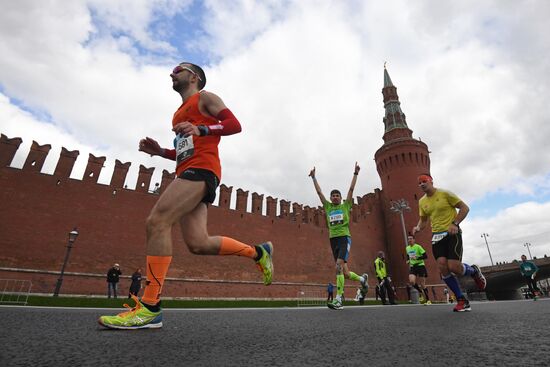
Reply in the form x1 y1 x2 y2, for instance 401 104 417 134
330 236 351 262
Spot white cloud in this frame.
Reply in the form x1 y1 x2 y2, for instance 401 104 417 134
463 201 550 264
1 0 549 266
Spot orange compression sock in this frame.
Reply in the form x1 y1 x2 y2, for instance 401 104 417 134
141 255 172 305
218 237 258 259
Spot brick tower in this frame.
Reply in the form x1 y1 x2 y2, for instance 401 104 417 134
374 66 436 287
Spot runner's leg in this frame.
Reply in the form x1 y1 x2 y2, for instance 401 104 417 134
439 258 464 299
141 179 205 306
180 203 258 259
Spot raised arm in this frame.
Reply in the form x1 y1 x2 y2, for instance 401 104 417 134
309 167 327 204
346 162 360 203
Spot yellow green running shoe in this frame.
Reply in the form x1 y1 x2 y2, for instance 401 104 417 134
98 295 162 329
256 242 274 285
327 299 343 310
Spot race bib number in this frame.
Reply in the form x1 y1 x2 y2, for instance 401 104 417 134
175 134 194 164
407 250 417 260
328 210 344 226
431 231 448 244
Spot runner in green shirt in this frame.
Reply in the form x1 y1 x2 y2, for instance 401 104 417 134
309 162 368 310
405 235 431 304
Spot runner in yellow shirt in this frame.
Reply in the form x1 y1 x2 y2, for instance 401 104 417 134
412 173 486 312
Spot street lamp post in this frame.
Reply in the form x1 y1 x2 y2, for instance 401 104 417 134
390 199 411 248
524 242 533 259
481 233 494 266
53 228 79 297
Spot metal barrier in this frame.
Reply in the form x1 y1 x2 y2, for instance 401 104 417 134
0 279 32 305
297 289 326 307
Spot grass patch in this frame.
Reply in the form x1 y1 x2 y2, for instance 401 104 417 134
0 295 401 308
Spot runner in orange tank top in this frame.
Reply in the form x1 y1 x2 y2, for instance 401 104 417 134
171 91 222 179
98 62 274 330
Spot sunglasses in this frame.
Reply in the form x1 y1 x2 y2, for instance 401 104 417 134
171 65 203 81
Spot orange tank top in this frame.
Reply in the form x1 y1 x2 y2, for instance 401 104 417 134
172 92 222 179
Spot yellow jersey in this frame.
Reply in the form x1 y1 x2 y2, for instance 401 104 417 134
418 189 462 232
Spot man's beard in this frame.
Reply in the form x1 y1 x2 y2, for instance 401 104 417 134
172 79 189 93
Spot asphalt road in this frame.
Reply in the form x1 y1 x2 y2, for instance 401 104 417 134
1 299 549 367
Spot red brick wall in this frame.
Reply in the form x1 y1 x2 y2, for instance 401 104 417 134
0 132 443 300
0 135 390 298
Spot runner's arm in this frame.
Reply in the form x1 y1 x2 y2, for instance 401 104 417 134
346 162 360 203
198 91 242 136
309 167 327 204
449 201 469 234
418 246 428 260
139 137 176 161
412 216 429 235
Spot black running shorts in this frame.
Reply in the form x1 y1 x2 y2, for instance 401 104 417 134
432 232 463 261
409 265 428 277
177 168 219 204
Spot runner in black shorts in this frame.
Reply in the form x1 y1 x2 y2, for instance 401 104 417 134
98 62 273 330
405 235 430 304
412 173 486 312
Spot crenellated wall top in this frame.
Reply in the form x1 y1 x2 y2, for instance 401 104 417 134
0 134 382 225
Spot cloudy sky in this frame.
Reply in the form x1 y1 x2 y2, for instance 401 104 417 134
1 0 549 266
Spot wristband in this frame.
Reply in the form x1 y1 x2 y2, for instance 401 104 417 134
197 125 209 136
452 221 460 227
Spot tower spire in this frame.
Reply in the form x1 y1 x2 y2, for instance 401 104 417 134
381 66 411 142
383 63 393 87
374 66 432 293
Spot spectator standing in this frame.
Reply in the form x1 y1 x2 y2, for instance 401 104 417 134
107 263 122 299
327 283 334 302
374 251 396 305
129 268 143 298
